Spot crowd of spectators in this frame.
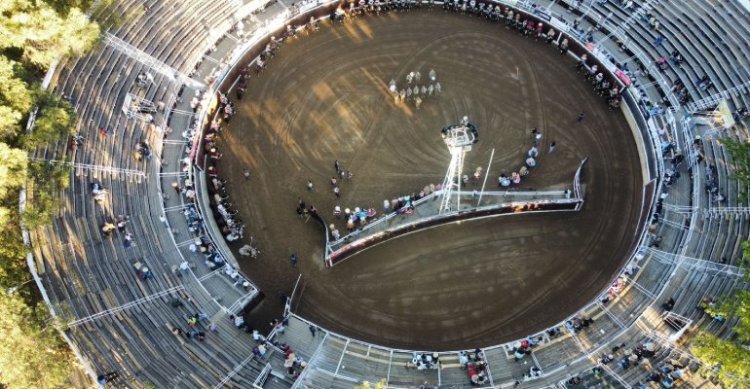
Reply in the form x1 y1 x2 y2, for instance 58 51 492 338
170 312 211 341
201 94 246 246
228 313 308 378
406 352 440 370
458 349 490 386
565 316 595 335
563 340 686 388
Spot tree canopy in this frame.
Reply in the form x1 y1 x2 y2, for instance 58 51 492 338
723 137 750 201
0 0 100 69
26 89 76 148
692 332 750 388
690 236 750 387
0 143 28 199
0 294 75 388
355 379 388 389
0 57 32 140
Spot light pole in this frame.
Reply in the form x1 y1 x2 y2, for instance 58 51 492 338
7 279 34 295
439 117 478 214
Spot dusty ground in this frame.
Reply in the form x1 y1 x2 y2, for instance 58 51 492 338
217 9 644 350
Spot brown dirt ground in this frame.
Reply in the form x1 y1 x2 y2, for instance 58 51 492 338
217 9 644 350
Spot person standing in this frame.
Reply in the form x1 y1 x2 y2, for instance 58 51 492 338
559 38 569 55
307 179 313 191
334 160 341 174
97 372 119 387
576 54 588 72
289 254 298 267
577 111 585 122
334 186 341 198
549 141 556 153
532 128 542 145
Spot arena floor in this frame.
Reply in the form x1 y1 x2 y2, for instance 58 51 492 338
217 9 644 350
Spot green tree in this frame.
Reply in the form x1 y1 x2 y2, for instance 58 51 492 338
0 143 28 199
723 138 750 202
0 105 24 140
690 240 750 387
23 160 69 228
722 243 750 342
692 333 750 387
26 89 75 147
0 0 100 69
0 57 32 140
0 294 74 388
45 0 95 15
0 230 28 288
355 379 388 389
0 143 29 286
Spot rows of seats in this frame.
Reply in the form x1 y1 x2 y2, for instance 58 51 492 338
90 0 241 74
30 0 750 387
31 0 293 387
543 0 750 111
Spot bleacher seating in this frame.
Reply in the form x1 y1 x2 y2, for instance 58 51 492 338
28 0 750 387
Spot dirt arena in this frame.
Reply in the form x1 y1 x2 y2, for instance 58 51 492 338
217 9 644 350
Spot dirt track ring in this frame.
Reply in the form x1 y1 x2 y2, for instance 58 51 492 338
216 9 646 350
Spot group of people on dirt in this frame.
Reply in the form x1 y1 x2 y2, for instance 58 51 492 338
389 69 442 109
498 128 550 188
297 160 364 240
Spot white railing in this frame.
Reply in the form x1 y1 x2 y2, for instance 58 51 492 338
67 285 187 328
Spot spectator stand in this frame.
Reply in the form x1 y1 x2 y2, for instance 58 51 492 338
22 0 750 387
25 0 302 387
